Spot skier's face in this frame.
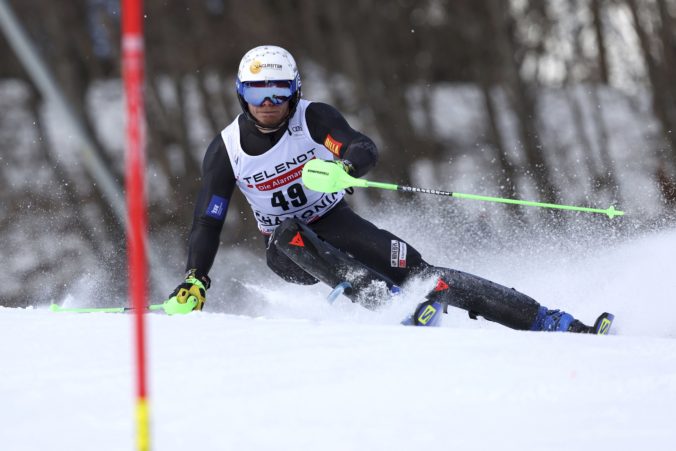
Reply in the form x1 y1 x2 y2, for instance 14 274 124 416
248 99 290 127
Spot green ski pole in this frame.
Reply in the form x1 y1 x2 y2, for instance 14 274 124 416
49 303 166 313
50 294 199 315
302 159 624 219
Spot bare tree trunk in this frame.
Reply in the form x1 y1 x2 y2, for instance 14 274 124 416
299 0 329 64
656 0 676 167
564 86 596 179
656 0 676 88
564 4 620 203
656 160 676 207
195 71 221 136
591 0 610 84
487 0 560 204
480 81 521 197
626 0 676 158
588 85 621 199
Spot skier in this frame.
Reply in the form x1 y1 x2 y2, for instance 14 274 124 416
166 45 613 334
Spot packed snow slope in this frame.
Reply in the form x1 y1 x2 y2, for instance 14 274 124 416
2 225 676 450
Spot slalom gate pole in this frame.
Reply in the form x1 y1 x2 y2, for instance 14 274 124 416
122 0 151 449
301 159 625 219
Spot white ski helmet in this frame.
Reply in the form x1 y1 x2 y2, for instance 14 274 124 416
236 45 302 122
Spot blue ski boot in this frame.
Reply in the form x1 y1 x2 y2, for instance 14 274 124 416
530 306 614 334
401 300 443 327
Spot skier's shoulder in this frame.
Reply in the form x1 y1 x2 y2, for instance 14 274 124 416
305 101 346 125
303 100 354 144
201 130 235 181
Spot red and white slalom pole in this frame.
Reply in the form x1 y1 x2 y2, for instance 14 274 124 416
122 0 150 449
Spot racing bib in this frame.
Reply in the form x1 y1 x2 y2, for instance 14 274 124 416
221 100 344 234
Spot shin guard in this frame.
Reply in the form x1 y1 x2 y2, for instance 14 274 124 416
425 267 541 330
271 219 398 308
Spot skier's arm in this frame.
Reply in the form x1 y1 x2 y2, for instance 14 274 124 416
185 135 237 278
305 102 378 177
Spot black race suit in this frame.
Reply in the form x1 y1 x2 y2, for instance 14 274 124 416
185 102 541 330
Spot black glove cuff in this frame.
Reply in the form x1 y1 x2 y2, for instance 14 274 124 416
342 136 378 177
338 159 355 175
186 268 211 290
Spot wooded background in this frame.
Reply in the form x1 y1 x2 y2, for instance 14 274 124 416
1 0 675 307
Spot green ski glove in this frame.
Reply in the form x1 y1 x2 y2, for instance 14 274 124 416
164 270 210 315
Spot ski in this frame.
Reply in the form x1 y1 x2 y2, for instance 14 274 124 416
591 312 614 335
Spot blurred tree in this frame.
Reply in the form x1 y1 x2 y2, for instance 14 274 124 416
626 0 676 163
591 0 611 84
487 0 560 203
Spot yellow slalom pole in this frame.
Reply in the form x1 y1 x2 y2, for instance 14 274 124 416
136 398 150 450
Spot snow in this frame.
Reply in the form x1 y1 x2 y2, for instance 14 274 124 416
2 227 676 450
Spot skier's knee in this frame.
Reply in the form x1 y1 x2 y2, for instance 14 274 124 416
266 219 319 285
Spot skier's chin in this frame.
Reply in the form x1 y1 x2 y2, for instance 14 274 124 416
256 115 284 128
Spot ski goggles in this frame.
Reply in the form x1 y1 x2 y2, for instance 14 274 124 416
237 80 296 106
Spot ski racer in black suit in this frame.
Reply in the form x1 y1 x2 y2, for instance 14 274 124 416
167 45 613 334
